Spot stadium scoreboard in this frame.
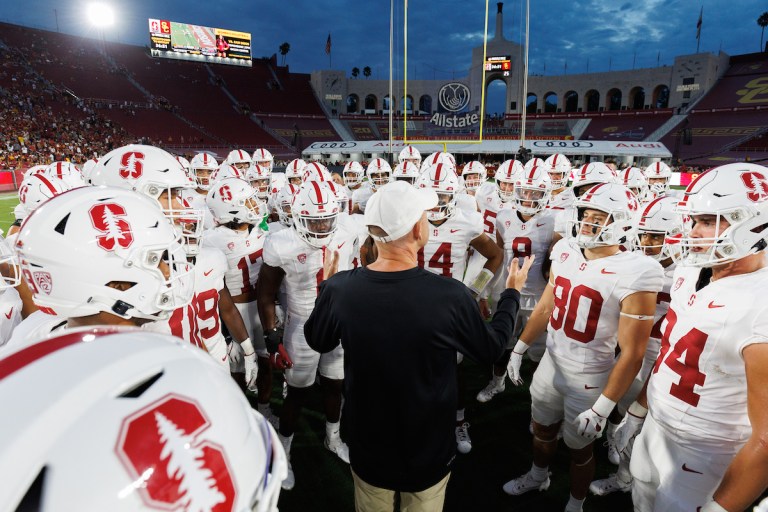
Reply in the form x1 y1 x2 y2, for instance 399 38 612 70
148 19 252 67
485 56 511 76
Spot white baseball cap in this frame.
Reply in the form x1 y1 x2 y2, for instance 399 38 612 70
364 181 438 243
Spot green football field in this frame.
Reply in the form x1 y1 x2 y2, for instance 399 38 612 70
0 193 18 235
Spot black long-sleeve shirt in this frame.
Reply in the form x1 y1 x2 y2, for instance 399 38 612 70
305 266 521 492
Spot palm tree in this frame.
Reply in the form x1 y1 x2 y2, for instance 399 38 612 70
352 67 360 78
759 12 768 52
363 66 371 79
279 42 290 66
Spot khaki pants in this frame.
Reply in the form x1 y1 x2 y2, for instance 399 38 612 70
352 470 450 512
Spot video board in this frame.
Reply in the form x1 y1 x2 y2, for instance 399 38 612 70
148 19 252 67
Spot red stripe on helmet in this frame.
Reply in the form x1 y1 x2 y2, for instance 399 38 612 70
527 166 537 184
55 162 64 178
310 181 326 203
581 182 607 202
36 174 59 195
552 154 559 166
580 164 588 181
433 163 443 187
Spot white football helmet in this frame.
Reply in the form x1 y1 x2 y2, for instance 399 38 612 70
567 183 640 248
302 162 333 183
392 161 421 185
246 164 272 200
672 163 768 267
514 164 553 216
544 153 572 188
275 183 300 227
417 163 461 221
342 161 365 188
325 181 350 214
45 161 85 189
225 149 252 171
619 166 650 201
206 178 264 226
635 196 683 261
89 145 201 255
0 328 287 512
645 161 673 197
210 163 246 184
189 152 219 190
398 146 422 168
291 181 339 248
495 159 525 202
18 173 69 218
175 155 191 172
461 161 487 192
420 152 455 173
0 235 20 290
269 172 286 197
366 158 393 190
284 159 306 185
523 157 545 171
22 164 47 181
252 148 274 172
571 162 618 197
16 187 193 320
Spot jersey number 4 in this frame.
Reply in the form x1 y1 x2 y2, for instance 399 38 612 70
652 307 708 407
417 242 453 277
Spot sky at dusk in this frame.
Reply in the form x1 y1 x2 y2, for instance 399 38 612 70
1 0 766 113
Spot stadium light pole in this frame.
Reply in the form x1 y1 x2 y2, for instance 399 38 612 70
87 3 115 54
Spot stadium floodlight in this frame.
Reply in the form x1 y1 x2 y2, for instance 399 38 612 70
87 3 115 28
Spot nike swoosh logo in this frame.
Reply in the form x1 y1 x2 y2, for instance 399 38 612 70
707 301 724 309
536 223 545 227
681 463 703 474
600 269 616 274
337 242 346 249
450 229 460 233
4 308 12 319
204 269 213 276
584 385 599 390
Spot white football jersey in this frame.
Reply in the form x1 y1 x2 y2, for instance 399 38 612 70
546 239 664 374
475 182 509 236
418 209 484 281
262 225 358 319
351 182 374 212
496 209 556 299
548 187 575 211
158 248 227 355
3 311 67 351
456 193 478 214
0 288 24 347
203 225 266 297
182 189 215 230
647 265 768 452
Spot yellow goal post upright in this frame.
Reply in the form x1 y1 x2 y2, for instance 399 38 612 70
401 0 492 154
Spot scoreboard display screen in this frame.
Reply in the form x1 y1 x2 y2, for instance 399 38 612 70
485 56 511 76
148 19 252 67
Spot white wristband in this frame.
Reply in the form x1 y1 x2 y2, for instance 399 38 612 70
591 394 617 418
699 500 728 512
627 401 648 419
240 337 254 356
512 339 530 355
468 268 494 296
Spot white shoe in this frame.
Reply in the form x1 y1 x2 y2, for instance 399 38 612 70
502 470 551 495
476 378 505 403
455 422 472 454
282 461 295 490
605 434 620 465
325 436 350 464
589 473 631 496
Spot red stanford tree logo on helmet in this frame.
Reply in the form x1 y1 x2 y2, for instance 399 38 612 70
89 203 134 251
116 394 237 512
119 151 145 179
740 171 768 203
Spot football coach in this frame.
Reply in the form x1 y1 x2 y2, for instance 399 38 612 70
305 180 533 512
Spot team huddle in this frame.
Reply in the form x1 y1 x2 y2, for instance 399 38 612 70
0 142 767 512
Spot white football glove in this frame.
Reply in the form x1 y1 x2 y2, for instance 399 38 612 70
574 394 616 441
753 497 768 512
614 401 647 458
227 340 244 373
506 351 524 386
506 340 529 386
241 338 258 392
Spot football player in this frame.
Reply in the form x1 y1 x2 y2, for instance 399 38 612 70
504 183 662 512
416 163 503 454
225 149 251 172
187 152 219 230
619 163 768 512
257 181 359 489
461 161 488 196
398 145 422 168
253 148 275 172
544 153 574 212
0 236 21 346
644 161 674 200
352 158 391 214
